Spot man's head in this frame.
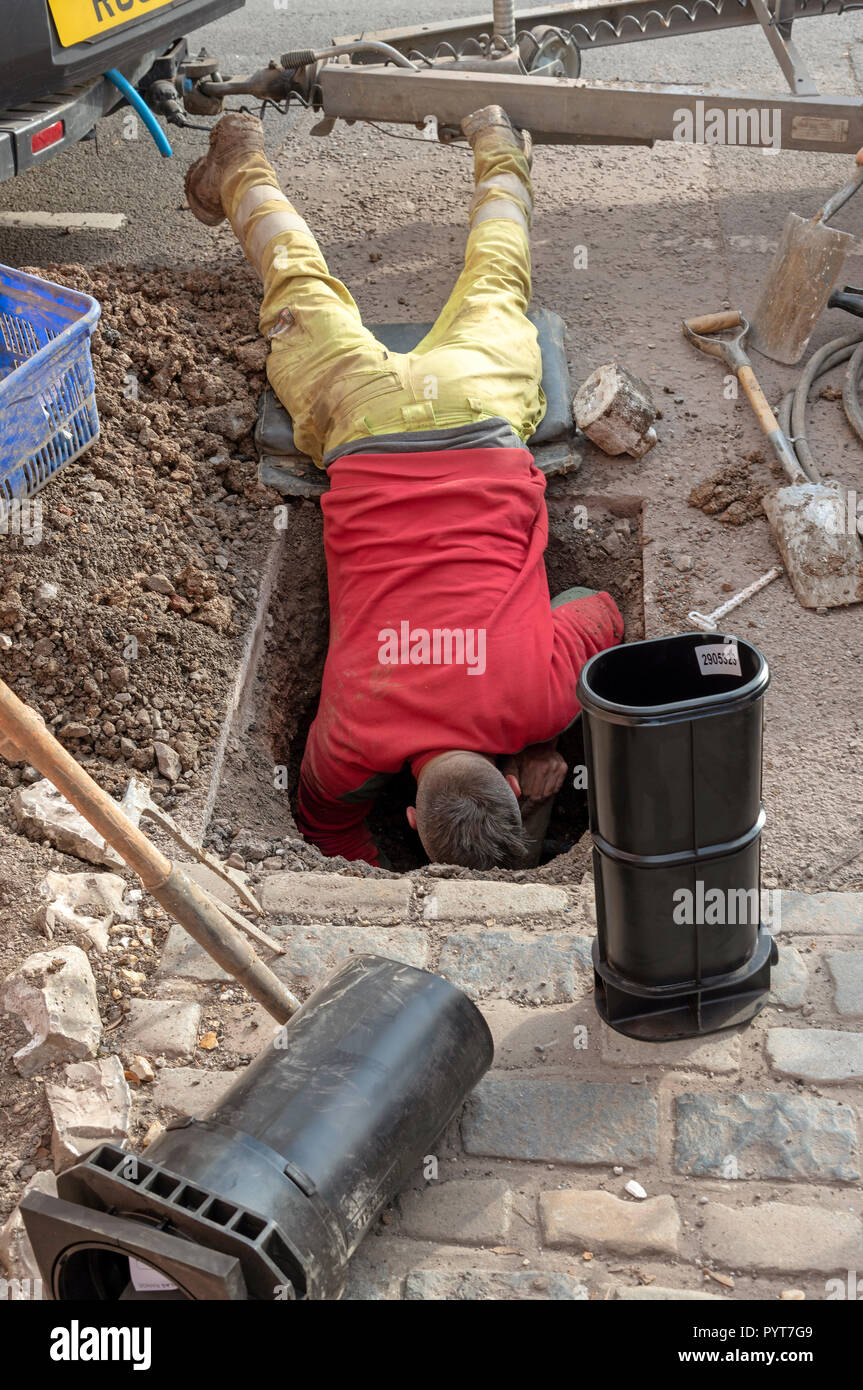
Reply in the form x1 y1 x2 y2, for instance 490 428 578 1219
407 751 527 869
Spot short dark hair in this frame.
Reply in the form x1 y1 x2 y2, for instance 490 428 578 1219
416 754 528 869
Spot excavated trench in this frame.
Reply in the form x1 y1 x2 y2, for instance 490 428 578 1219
209 483 644 879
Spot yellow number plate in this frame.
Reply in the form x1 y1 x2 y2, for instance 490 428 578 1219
49 0 179 49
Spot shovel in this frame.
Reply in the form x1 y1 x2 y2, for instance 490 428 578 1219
0 675 300 1022
683 310 863 610
749 150 863 364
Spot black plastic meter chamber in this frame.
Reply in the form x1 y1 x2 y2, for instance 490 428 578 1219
577 631 777 1041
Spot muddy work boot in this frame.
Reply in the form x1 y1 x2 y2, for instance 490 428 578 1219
185 112 268 226
461 104 532 167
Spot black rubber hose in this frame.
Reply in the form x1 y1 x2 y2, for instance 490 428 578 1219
777 329 863 482
844 339 863 441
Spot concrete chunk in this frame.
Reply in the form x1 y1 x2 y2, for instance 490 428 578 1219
13 778 123 868
36 870 133 954
539 1189 681 1257
0 1171 57 1289
2 944 101 1076
46 1056 132 1170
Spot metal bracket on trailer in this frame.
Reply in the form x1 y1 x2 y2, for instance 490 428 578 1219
314 0 863 152
317 64 863 152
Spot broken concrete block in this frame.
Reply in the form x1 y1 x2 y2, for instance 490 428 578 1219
2 944 101 1076
35 870 133 954
127 1055 155 1084
118 777 154 828
141 1119 164 1148
0 1170 57 1291
13 778 123 868
46 1056 132 1170
573 362 658 458
153 741 181 783
121 997 201 1059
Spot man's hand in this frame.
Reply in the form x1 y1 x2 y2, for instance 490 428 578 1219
502 742 567 803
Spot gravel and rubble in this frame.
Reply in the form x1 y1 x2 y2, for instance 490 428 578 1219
0 260 278 819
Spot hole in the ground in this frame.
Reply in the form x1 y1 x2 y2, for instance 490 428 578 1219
211 483 644 879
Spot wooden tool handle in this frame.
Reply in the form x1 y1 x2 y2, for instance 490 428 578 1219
737 363 781 433
0 675 298 1023
738 365 807 484
684 309 743 335
0 676 171 886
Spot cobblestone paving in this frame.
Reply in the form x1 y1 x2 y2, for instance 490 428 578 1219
152 872 863 1301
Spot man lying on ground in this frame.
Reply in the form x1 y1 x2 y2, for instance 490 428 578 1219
186 105 623 869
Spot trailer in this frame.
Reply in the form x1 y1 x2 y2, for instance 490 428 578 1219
188 0 863 155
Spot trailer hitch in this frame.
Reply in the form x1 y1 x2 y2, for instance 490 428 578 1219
190 26 581 122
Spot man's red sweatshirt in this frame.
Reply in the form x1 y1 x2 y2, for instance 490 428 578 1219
296 445 624 865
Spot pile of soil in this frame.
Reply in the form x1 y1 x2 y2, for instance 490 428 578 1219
0 260 279 812
688 455 768 525
0 259 285 1227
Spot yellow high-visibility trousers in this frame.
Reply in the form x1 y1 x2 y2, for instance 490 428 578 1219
220 136 546 466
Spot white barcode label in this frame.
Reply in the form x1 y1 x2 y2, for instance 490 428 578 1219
696 642 741 676
128 1257 177 1293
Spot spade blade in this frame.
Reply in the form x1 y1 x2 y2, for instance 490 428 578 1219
763 482 863 609
749 212 856 365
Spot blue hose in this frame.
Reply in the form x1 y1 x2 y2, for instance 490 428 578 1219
104 68 173 158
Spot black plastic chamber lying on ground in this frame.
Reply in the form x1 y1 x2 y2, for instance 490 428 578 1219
577 631 777 1040
20 955 493 1300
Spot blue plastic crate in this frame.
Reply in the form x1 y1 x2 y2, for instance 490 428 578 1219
0 263 100 506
